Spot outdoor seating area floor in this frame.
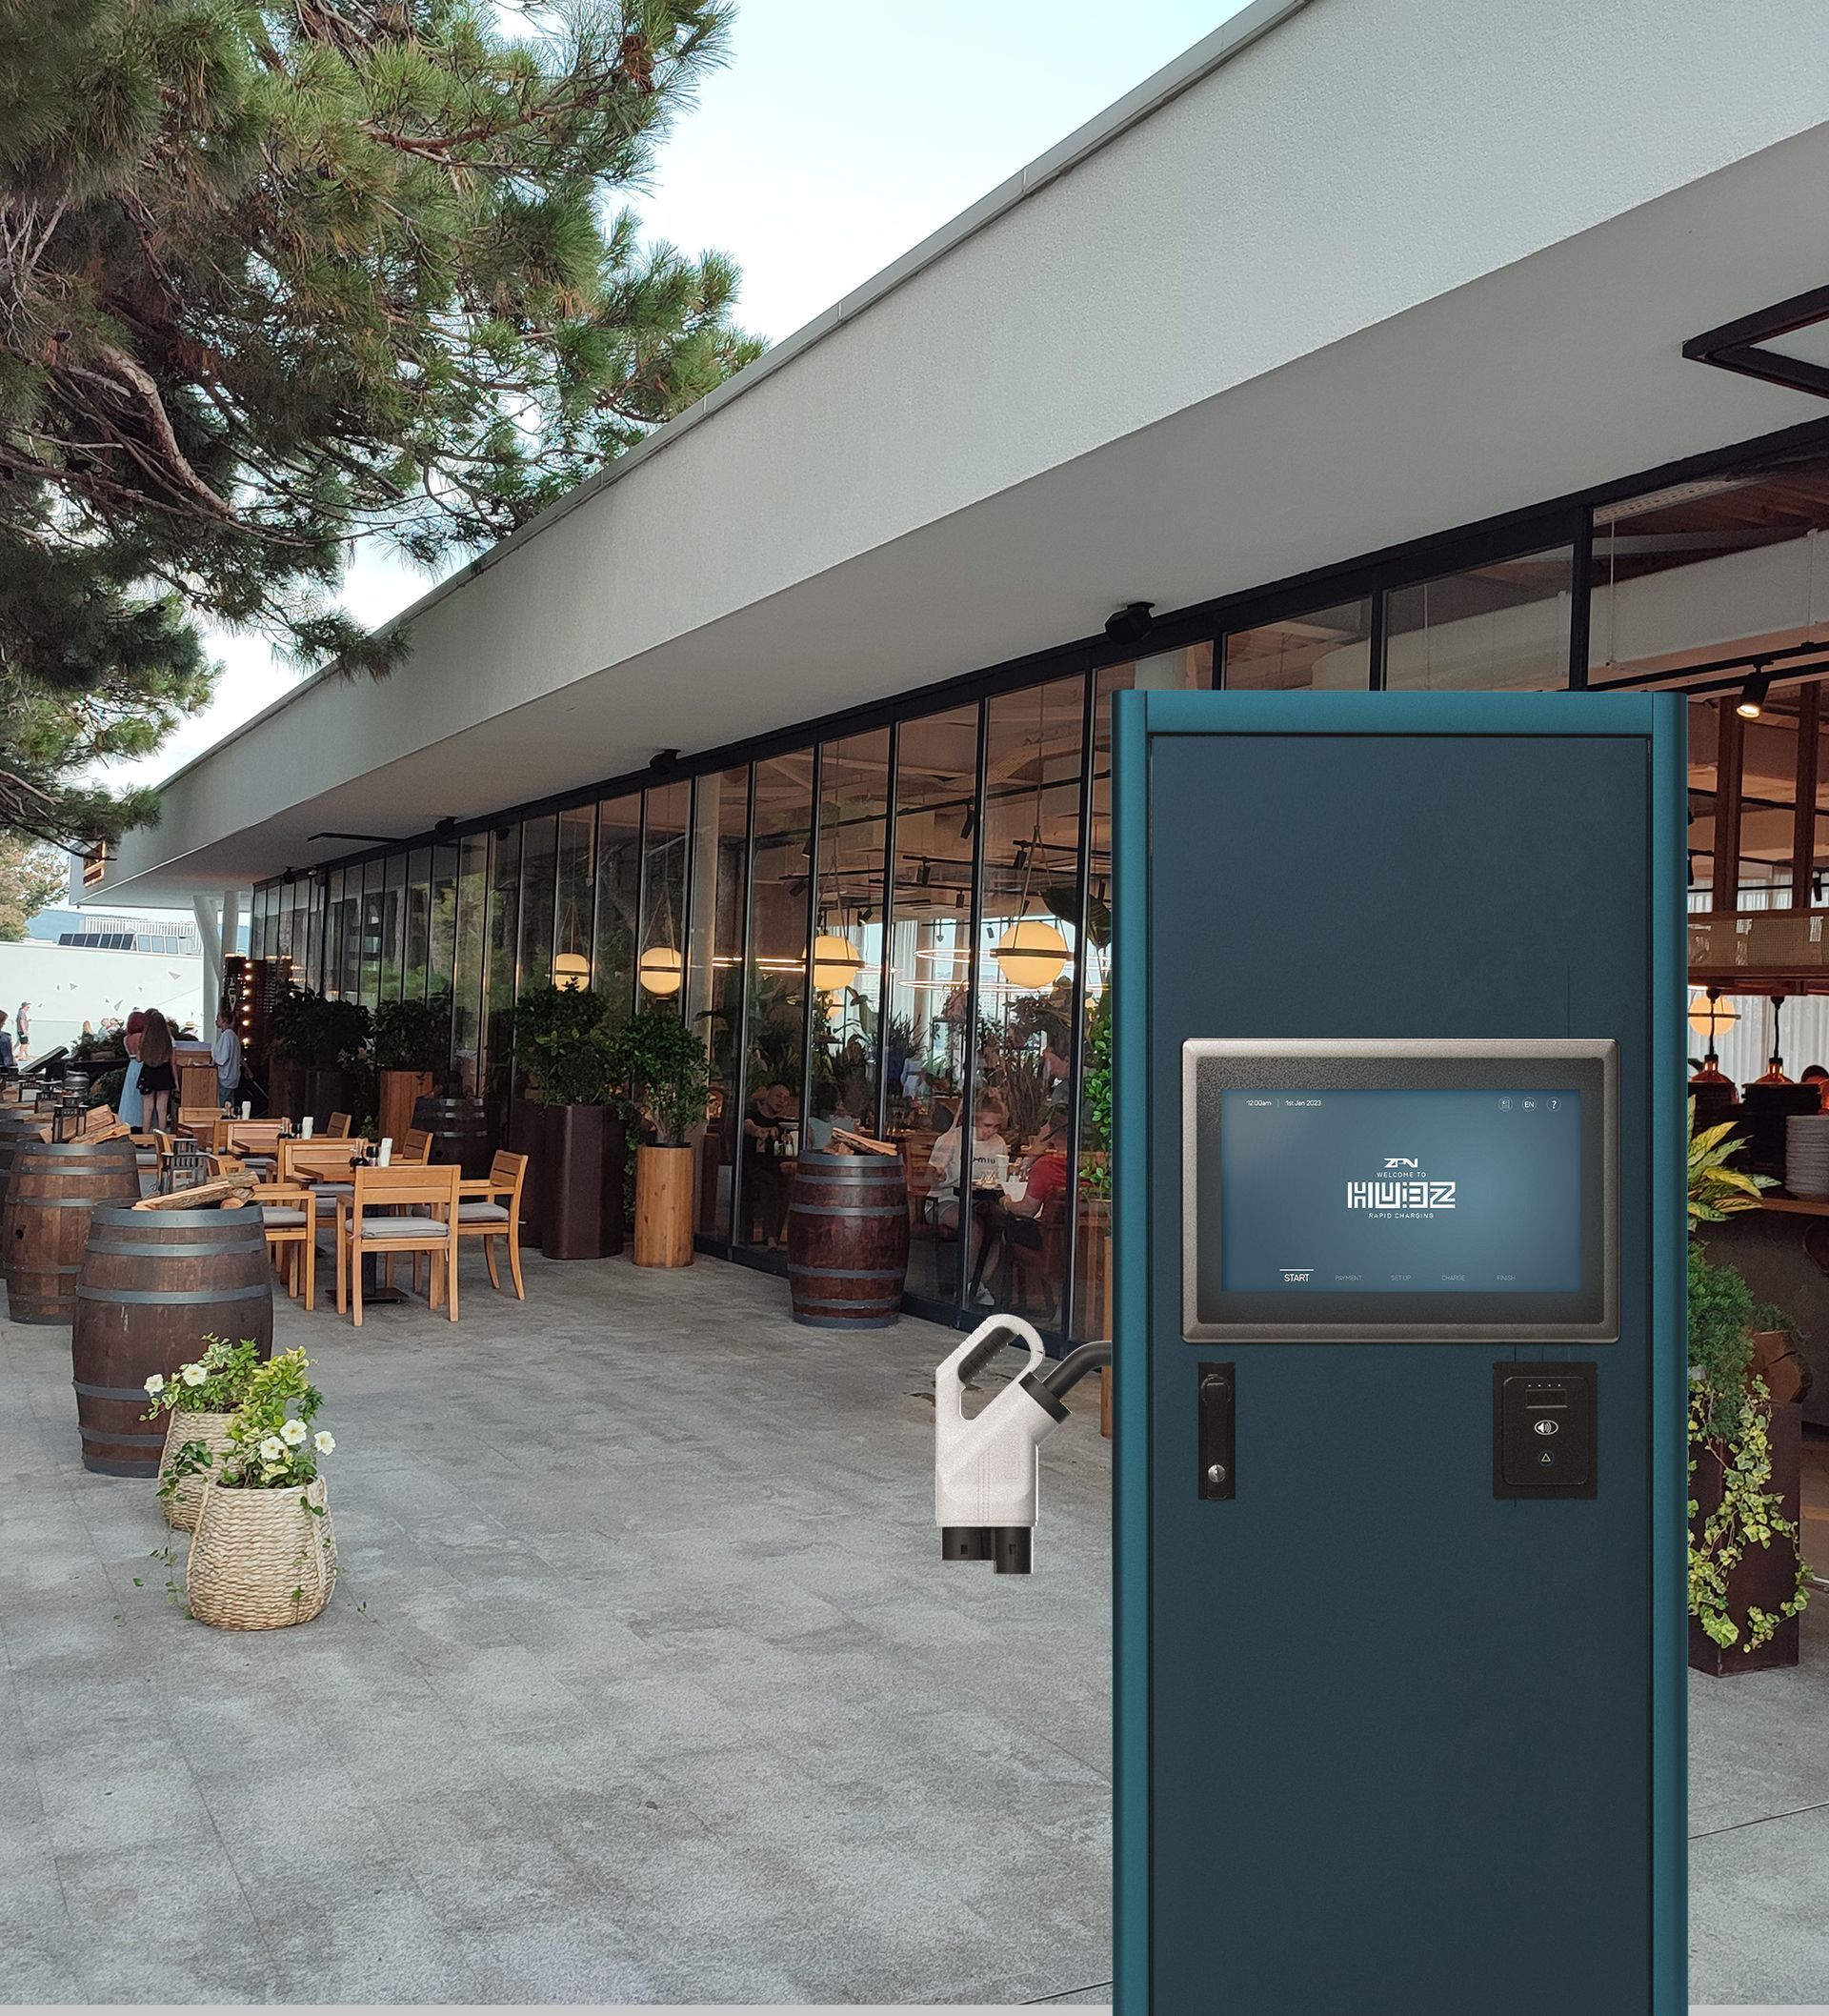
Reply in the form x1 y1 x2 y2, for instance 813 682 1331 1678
0 1251 1113 2006
4 1241 1821 2007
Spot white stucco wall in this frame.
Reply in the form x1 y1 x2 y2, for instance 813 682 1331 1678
102 0 1829 901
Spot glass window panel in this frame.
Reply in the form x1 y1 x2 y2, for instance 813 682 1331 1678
688 767 750 1240
1590 458 1829 683
554 807 595 990
380 852 407 1002
403 848 432 1004
1736 689 1805 911
323 870 346 998
1383 547 1574 691
1688 697 1722 916
452 835 488 1097
428 841 459 1010
637 782 691 1016
358 859 383 1011
1224 601 1372 691
339 870 361 1004
885 706 980 1302
975 681 1083 1326
1070 646 1209 1339
304 874 326 991
483 825 521 1109
517 815 558 1004
810 730 889 1145
594 795 642 1027
740 753 814 1250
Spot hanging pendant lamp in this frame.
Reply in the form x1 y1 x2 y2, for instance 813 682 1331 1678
993 692 1071 991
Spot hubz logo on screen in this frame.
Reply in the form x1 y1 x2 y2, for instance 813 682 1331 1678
1345 1153 1457 1215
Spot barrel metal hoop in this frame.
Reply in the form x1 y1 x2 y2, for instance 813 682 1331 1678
79 1427 167 1447
784 1201 907 1218
786 1265 906 1280
72 1379 164 1402
75 1282 271 1305
9 1196 133 1207
82 1238 262 1258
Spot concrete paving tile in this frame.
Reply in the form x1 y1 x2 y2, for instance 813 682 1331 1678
1688 1603 1829 1834
54 1837 277 1999
1690 1801 1829 2005
266 1884 477 2003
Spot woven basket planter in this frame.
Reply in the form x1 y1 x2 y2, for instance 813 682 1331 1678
187 1476 335 1630
157 1410 236 1532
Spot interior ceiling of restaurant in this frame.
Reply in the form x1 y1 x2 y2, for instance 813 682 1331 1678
94 95 1829 904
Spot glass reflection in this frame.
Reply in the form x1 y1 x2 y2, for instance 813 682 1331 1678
740 754 814 1249
810 730 889 1147
452 835 488 1096
594 795 642 1025
638 782 690 1014
1224 602 1372 690
554 808 594 989
688 767 749 1239
1383 548 1573 691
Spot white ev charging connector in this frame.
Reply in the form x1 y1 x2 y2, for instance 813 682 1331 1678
935 1314 1113 1575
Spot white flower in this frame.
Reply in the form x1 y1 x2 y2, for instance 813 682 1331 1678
143 1374 165 1396
180 1363 207 1388
280 1419 308 1447
258 1436 285 1462
312 1431 335 1455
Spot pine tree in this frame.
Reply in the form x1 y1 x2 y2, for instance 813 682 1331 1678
0 1 762 844
0 832 69 937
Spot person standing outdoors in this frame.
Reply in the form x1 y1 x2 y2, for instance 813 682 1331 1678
212 1001 243 1108
14 1001 29 1061
117 1011 147 1130
137 1009 177 1132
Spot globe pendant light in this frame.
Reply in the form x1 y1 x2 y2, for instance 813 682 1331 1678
638 946 683 997
995 916 1069 990
1686 988 1739 1041
993 688 1071 992
552 950 590 990
813 931 864 996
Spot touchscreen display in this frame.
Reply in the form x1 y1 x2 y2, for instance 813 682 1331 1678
1217 1088 1581 1293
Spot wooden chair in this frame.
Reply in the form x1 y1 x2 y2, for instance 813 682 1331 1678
334 1162 461 1327
398 1127 432 1164
440 1151 528 1300
234 1178 317 1311
177 1106 230 1147
325 1111 352 1138
224 1119 287 1179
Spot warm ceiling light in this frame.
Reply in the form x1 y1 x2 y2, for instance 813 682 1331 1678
994 917 1069 991
1688 990 1739 1039
637 946 683 997
552 950 590 990
1737 672 1771 719
812 933 864 995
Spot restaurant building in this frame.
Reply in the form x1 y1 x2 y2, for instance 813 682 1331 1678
90 0 1829 1340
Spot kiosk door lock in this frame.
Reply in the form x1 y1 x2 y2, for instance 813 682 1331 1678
1493 1362 1597 1499
1198 1362 1236 1500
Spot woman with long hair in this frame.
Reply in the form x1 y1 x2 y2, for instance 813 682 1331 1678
137 1008 176 1132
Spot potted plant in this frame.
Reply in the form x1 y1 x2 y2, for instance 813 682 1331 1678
373 994 451 1146
614 1008 712 1267
514 981 627 1260
143 1334 265 1532
268 984 372 1128
1687 1103 1812 1672
186 1348 338 1631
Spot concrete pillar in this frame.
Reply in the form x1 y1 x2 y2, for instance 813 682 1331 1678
191 895 223 1024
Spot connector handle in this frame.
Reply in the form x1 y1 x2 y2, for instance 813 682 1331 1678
935 1313 1044 1424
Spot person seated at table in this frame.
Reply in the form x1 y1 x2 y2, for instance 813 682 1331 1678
968 1113 1071 1306
743 1080 797 1246
928 1095 1009 1305
1801 1063 1829 1110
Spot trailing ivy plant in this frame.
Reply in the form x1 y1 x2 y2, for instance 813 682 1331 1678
1079 989 1113 1200
1685 1114 1812 1654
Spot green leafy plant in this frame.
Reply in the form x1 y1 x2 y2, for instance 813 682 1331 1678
373 994 452 1074
514 981 618 1106
215 1349 333 1493
1079 989 1114 1199
268 984 372 1070
1688 1098 1774 1223
613 1008 712 1147
142 1335 265 1421
1685 1113 1811 1654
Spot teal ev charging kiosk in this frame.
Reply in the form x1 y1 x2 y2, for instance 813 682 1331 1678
1111 692 1686 2015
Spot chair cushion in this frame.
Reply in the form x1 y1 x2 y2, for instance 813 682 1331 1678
458 1200 513 1223
260 1206 309 1227
310 1181 353 1198
354 1211 441 1239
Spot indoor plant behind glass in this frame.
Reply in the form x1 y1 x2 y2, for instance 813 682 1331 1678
514 981 627 1260
1686 1101 1811 1673
613 1008 712 1268
268 985 372 1128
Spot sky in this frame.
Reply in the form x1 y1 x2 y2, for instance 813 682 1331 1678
106 0 1254 792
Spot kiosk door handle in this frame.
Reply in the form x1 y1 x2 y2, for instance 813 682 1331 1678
1198 1362 1235 1501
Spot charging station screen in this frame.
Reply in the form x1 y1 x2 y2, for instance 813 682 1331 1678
1217 1088 1582 1294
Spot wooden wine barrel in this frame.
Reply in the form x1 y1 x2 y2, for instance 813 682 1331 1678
71 1205 275 1477
785 1151 910 1328
2 1139 143 1325
412 1095 493 1179
0 1109 48 1214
